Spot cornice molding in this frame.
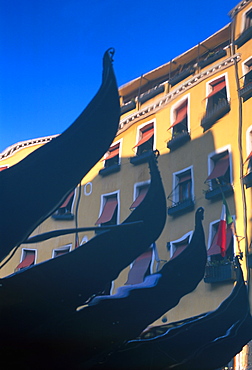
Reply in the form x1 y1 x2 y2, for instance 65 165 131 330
0 135 57 160
118 54 240 135
229 0 252 18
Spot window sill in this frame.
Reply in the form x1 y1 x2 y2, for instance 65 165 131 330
205 183 233 201
201 100 230 132
204 262 236 284
239 82 252 102
130 150 154 166
235 26 252 48
99 164 121 177
167 131 191 151
198 49 226 69
243 172 252 189
167 198 195 217
52 213 74 221
169 67 195 87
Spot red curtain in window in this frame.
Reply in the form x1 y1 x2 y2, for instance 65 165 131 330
16 251 35 270
95 197 118 225
133 124 154 148
169 101 188 129
130 185 149 209
206 77 226 99
206 154 230 181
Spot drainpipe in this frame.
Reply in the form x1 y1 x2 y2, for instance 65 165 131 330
230 10 250 283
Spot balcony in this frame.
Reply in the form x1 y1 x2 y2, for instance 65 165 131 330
138 85 165 105
204 183 233 201
201 99 230 132
167 131 191 151
169 67 196 87
130 150 154 166
167 198 195 217
120 100 136 115
235 26 252 48
99 164 121 177
198 49 227 69
243 172 252 188
204 262 236 283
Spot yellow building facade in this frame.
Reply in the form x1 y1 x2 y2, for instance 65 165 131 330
1 0 252 367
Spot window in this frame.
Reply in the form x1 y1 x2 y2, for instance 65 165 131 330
235 7 252 47
173 169 193 204
52 190 75 220
52 245 71 258
206 76 228 111
134 122 154 156
125 247 153 285
170 100 188 136
207 221 234 262
239 58 252 101
244 8 252 30
168 167 194 216
15 249 36 271
201 75 230 131
170 232 192 260
95 193 119 227
103 142 120 168
206 150 231 189
130 182 150 210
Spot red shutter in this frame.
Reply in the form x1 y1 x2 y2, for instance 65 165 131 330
206 154 230 181
16 251 35 270
169 101 188 129
133 124 154 148
130 186 149 209
206 77 226 99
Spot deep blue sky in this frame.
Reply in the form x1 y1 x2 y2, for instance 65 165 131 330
0 0 239 152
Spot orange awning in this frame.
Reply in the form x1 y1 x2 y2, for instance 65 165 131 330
60 191 75 208
95 197 118 225
169 102 188 129
206 154 229 181
133 125 154 148
206 77 226 99
104 144 120 161
16 252 35 270
130 186 149 209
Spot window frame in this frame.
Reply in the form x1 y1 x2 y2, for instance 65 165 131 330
207 218 235 261
170 231 193 259
16 248 37 271
133 120 156 156
52 244 72 258
241 6 252 32
103 139 122 168
207 146 233 190
170 94 190 136
205 73 230 110
97 190 120 226
172 166 194 204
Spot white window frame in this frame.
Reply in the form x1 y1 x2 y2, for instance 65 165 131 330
52 244 72 258
103 138 123 167
241 5 252 32
172 165 194 204
207 145 233 190
133 180 151 202
207 217 236 258
98 190 120 225
133 119 156 155
170 93 190 133
19 248 37 265
205 72 230 107
170 231 193 259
